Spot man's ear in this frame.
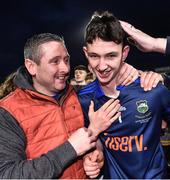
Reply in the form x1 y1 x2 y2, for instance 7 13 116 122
122 45 130 62
24 59 37 76
83 46 88 59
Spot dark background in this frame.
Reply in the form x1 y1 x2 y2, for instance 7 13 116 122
0 0 170 82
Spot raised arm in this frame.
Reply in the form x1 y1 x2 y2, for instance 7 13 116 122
120 20 169 54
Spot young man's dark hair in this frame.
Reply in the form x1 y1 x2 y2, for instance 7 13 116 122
84 11 126 45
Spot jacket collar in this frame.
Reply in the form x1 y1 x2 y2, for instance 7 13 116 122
14 66 34 90
13 66 71 100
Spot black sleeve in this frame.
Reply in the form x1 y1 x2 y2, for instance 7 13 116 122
160 85 170 123
163 74 170 90
165 36 170 56
0 108 77 179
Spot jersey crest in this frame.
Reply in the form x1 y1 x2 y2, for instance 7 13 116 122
136 100 149 113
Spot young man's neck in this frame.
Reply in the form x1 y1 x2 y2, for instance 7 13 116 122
100 80 119 99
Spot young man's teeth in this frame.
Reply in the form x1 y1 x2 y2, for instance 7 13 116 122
103 71 109 75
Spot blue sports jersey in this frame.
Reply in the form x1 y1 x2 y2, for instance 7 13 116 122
78 78 170 179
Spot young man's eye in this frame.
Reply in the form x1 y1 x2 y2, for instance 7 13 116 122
107 54 116 59
89 54 99 59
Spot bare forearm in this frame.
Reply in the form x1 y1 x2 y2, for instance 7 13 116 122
154 38 167 54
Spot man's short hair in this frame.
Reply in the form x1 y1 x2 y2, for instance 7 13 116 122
24 33 64 64
84 11 126 46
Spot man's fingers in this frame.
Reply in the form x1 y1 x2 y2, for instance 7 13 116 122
146 72 154 86
145 73 158 91
106 103 121 118
88 100 94 116
90 150 99 162
104 99 120 115
84 157 98 169
100 98 116 110
120 20 133 33
153 78 161 88
142 72 154 91
149 73 163 89
121 72 138 86
140 71 163 91
86 169 100 178
117 63 139 86
110 112 121 123
140 72 148 88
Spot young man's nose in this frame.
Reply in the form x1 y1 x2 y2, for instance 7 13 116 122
97 59 108 71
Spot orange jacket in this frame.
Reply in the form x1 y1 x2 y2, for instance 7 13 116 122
0 85 86 179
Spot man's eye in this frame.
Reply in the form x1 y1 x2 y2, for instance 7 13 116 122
51 60 59 64
65 58 70 63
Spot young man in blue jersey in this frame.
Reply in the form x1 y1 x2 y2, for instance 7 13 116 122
79 11 170 179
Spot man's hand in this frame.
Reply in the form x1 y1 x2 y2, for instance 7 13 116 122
140 71 164 91
116 63 139 86
68 127 96 156
83 149 104 179
88 99 121 137
120 21 156 52
120 20 167 54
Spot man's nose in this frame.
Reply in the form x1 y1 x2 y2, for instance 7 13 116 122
59 60 70 72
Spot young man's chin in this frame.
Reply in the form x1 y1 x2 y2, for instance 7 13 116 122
99 81 111 86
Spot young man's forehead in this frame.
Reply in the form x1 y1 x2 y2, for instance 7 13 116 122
87 38 122 48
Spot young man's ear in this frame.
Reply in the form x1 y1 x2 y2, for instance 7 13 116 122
24 59 37 76
122 45 130 62
83 46 88 59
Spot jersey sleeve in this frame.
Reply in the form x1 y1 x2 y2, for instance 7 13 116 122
78 94 92 128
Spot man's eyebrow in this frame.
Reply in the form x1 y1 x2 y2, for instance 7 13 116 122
48 56 60 62
49 54 70 62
